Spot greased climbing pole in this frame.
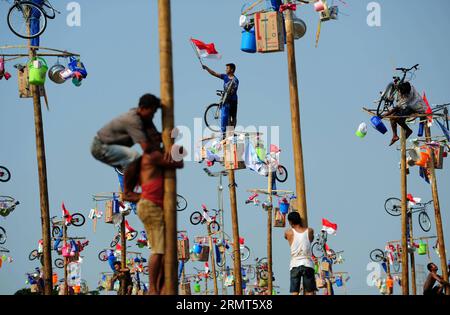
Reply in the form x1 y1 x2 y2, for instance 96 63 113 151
158 0 178 295
283 0 309 225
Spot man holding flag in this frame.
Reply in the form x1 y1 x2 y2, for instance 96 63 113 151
190 38 239 135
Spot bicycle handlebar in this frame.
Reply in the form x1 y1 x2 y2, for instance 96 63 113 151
395 64 419 72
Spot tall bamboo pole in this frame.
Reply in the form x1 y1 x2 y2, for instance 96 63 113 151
28 24 52 295
425 125 449 293
158 0 177 295
408 213 417 295
228 170 242 295
267 171 273 295
400 128 409 295
120 217 126 295
207 224 218 295
219 173 227 295
63 225 68 295
283 1 308 225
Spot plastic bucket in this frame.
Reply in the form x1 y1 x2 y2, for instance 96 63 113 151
279 202 289 214
28 57 48 85
418 242 427 255
336 277 343 287
370 116 388 134
193 282 201 293
241 28 256 53
418 121 425 137
193 243 202 254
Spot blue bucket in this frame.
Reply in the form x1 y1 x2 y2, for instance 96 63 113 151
193 243 202 254
280 202 289 214
241 28 256 53
370 116 388 134
336 277 343 287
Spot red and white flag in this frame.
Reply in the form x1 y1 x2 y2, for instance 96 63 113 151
204 262 210 275
407 194 421 205
191 38 221 59
322 218 338 235
423 92 433 126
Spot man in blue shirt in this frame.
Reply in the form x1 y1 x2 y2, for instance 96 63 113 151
203 63 239 134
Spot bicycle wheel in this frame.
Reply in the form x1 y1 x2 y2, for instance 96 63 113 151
176 194 188 212
29 249 39 261
190 212 203 225
7 2 47 39
369 249 384 262
0 166 11 182
98 250 108 262
41 0 56 19
418 211 432 232
384 198 402 216
216 251 226 267
70 213 85 227
110 235 120 248
143 265 149 275
275 165 288 183
0 227 6 244
52 226 61 239
54 258 64 269
311 242 324 258
209 221 221 233
240 245 250 262
204 104 221 133
259 269 269 280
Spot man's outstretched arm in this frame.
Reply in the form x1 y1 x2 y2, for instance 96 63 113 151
203 65 222 79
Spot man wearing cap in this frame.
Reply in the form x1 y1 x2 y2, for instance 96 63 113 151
91 93 161 173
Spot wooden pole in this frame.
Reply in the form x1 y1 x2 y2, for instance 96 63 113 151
425 125 449 293
228 170 242 294
408 213 417 295
207 225 218 295
28 28 53 296
283 2 308 225
120 217 126 295
267 171 273 295
219 173 227 295
158 0 177 295
400 128 409 295
63 225 68 295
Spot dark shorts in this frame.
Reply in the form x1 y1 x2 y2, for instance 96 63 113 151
290 266 317 293
395 107 414 117
424 285 443 296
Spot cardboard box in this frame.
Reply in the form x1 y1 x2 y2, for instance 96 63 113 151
255 11 285 53
18 67 44 98
177 239 190 261
179 282 191 295
104 200 114 224
223 138 246 170
273 208 286 228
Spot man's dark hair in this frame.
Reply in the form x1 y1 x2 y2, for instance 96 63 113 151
113 261 121 267
138 93 160 109
287 211 302 226
398 82 411 96
226 63 236 73
427 262 435 272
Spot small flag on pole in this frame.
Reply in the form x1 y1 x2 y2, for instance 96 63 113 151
191 38 221 59
322 218 338 235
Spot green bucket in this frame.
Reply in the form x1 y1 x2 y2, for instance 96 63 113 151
193 282 201 293
314 263 319 274
418 242 427 255
355 129 366 138
28 57 48 86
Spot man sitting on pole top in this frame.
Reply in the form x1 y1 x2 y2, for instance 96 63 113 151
382 82 427 146
90 93 161 174
203 63 239 135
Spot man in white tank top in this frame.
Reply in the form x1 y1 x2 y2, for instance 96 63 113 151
284 211 317 295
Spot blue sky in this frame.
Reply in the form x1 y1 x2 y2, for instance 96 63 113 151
1 0 450 295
